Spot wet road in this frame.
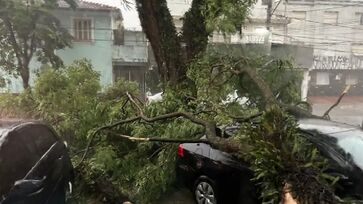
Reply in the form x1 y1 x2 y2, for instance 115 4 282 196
158 188 195 204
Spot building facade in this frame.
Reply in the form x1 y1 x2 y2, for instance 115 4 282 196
168 0 363 96
167 0 363 124
270 0 363 97
2 0 149 94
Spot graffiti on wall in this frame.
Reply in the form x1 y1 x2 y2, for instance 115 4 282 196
313 55 363 69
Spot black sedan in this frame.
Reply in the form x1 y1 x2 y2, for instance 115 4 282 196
176 118 363 204
0 121 73 204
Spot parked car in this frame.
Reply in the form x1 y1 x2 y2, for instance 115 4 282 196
0 121 74 204
176 118 363 204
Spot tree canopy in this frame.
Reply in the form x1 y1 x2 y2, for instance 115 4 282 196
0 0 75 89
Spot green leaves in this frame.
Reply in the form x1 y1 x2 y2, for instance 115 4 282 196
203 0 256 33
0 0 74 88
240 107 338 203
188 50 301 110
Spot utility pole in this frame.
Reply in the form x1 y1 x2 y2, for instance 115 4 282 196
265 0 273 54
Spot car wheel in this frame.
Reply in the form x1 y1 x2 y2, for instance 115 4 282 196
194 176 218 204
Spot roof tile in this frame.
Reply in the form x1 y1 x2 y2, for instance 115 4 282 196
58 0 117 10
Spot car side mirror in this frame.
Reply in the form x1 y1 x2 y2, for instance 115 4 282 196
1 177 46 204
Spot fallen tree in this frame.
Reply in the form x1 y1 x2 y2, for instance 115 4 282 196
0 0 346 203
75 54 339 203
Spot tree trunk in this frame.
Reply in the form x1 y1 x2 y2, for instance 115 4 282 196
20 66 30 90
136 0 210 90
135 0 186 88
182 0 210 61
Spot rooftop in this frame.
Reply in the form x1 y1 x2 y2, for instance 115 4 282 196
57 0 118 11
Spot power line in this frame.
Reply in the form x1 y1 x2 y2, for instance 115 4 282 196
271 33 360 53
293 4 363 12
270 14 363 42
271 32 360 45
273 13 363 31
253 3 363 12
273 31 363 43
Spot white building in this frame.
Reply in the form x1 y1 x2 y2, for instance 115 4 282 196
167 0 363 124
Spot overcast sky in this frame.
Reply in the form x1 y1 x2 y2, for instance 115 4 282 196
86 0 141 30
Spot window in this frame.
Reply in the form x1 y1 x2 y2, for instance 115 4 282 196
113 27 124 45
73 19 92 41
324 11 338 25
346 74 358 85
316 72 330 85
113 66 145 91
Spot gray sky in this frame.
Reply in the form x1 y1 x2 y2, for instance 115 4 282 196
86 0 141 30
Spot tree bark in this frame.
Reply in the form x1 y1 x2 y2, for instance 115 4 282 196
136 0 211 90
20 67 30 90
20 57 31 90
182 0 210 61
135 0 186 87
3 18 32 90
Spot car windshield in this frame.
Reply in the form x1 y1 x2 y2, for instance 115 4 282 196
299 118 363 170
337 137 363 170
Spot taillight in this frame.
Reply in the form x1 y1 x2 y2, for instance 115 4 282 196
177 144 184 157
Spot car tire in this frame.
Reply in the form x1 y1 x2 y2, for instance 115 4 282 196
194 176 219 204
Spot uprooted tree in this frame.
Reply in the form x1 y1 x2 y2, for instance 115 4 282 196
74 53 339 203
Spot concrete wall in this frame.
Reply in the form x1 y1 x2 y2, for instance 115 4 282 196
54 9 114 88
113 30 148 63
274 0 363 60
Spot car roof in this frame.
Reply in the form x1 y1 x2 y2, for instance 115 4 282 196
298 118 363 139
0 119 38 134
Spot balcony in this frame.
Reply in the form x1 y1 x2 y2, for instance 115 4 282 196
112 45 148 65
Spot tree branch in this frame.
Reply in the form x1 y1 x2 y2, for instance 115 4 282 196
126 92 143 115
3 18 24 70
232 67 277 107
77 109 217 167
28 32 36 61
76 116 141 167
322 85 351 119
230 112 263 122
107 131 211 145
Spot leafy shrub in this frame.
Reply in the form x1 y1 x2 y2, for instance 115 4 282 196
0 90 35 118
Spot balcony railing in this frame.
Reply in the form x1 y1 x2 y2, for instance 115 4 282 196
112 45 148 63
